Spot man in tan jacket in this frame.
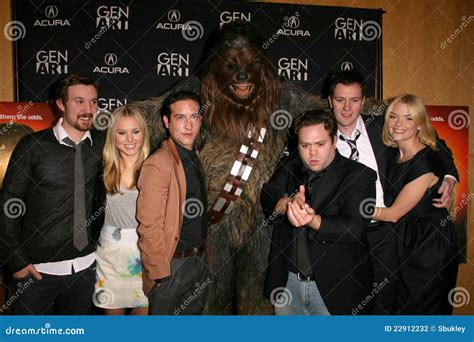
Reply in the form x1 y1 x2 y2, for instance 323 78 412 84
137 90 209 315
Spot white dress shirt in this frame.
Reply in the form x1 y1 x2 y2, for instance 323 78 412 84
336 115 386 209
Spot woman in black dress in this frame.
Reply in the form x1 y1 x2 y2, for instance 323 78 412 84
373 94 459 314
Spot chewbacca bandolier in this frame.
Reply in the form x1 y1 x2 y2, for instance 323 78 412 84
137 22 328 314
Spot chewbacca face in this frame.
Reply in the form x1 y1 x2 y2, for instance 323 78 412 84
213 46 269 107
201 26 281 143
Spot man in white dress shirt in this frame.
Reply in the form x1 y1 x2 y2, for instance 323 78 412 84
328 70 458 314
0 75 105 314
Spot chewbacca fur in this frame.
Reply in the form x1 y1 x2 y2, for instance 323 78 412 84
134 23 385 314
135 85 384 314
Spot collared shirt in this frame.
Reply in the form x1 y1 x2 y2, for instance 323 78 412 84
336 116 385 208
174 140 207 251
34 118 95 275
290 166 326 277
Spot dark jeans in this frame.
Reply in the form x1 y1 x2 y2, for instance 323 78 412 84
367 221 400 314
10 264 95 315
148 252 209 315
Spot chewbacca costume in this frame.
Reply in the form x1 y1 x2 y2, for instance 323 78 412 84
135 22 380 314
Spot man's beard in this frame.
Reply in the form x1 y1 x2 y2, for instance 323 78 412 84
74 113 94 131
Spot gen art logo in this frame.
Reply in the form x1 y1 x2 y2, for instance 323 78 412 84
278 57 308 81
36 50 68 74
334 17 381 41
156 52 190 77
98 98 128 111
219 11 251 27
96 6 129 30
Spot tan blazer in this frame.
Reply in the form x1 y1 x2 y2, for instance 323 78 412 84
137 138 186 294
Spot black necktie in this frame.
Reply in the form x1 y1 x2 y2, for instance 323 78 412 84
340 129 361 161
63 137 88 251
303 168 326 204
294 169 326 277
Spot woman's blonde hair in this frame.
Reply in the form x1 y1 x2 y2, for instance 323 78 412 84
103 104 150 194
382 94 437 150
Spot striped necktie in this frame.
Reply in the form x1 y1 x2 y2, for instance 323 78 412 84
340 129 361 161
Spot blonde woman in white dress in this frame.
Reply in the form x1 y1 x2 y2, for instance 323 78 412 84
94 105 150 315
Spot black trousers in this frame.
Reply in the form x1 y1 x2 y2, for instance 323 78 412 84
148 252 209 315
366 221 400 315
10 264 95 315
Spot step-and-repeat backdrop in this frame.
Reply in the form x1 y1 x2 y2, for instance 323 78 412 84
12 0 383 111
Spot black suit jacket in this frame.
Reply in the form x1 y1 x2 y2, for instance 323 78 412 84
363 115 459 192
261 152 377 315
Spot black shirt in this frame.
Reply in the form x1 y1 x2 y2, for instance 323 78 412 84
174 140 207 251
290 165 326 277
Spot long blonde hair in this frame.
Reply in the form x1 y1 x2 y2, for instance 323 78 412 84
382 94 438 150
103 104 150 194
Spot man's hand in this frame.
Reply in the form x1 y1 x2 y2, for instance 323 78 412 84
293 185 306 208
287 201 314 227
13 264 42 280
274 196 290 216
286 186 315 226
433 176 456 208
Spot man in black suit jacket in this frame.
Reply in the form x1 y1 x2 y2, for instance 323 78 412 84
262 109 377 315
327 70 459 314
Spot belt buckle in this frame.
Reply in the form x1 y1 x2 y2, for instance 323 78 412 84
297 272 310 281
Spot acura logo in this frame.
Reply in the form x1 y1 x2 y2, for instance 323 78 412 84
104 53 118 66
45 5 59 18
168 10 180 22
341 61 353 71
286 16 300 29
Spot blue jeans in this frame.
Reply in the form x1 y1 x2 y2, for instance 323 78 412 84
274 271 330 315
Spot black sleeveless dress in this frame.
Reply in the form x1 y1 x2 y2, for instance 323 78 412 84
385 147 459 314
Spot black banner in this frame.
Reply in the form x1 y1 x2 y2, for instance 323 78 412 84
13 0 382 111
